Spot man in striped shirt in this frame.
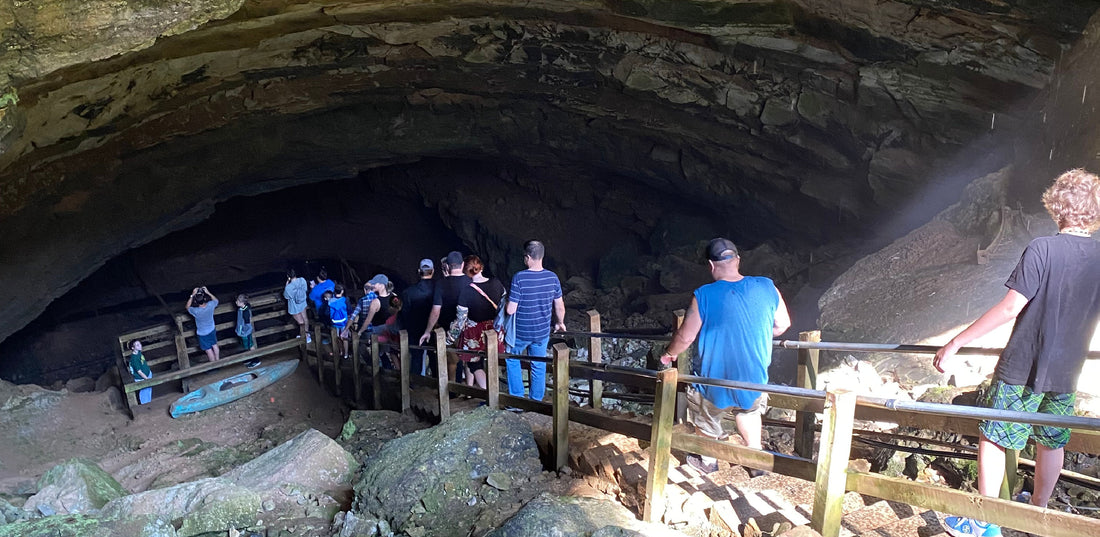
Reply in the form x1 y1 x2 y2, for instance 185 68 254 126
504 240 566 402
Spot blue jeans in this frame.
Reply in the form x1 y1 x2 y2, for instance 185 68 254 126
507 336 548 401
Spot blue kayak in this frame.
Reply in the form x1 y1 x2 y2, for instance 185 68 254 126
170 359 299 418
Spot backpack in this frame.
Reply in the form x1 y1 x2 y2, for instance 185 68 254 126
235 307 254 337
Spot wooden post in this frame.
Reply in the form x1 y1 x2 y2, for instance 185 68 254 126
485 330 500 409
1001 449 1019 500
400 330 411 414
644 368 679 522
435 328 450 421
811 389 857 537
586 310 603 410
175 334 191 393
672 309 688 424
552 343 571 471
795 330 821 458
297 323 308 363
331 327 342 396
352 330 362 405
313 326 324 385
371 335 382 410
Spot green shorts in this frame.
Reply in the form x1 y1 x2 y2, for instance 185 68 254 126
979 379 1075 450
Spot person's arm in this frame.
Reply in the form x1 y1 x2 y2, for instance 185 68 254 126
186 287 198 308
660 298 702 364
138 369 152 380
349 299 363 327
934 289 1029 373
202 286 217 303
506 274 520 315
773 290 791 337
552 297 566 332
419 305 442 344
359 299 381 336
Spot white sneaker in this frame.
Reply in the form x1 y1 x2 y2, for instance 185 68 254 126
306 334 313 343
943 516 1001 537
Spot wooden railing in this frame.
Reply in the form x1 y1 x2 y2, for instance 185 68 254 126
116 299 1100 537
321 309 1100 537
115 287 307 417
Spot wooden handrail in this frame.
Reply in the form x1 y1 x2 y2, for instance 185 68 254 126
123 338 301 393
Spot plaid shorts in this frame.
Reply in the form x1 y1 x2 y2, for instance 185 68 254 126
980 379 1075 450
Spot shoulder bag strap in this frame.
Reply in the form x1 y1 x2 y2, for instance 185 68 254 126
469 283 498 310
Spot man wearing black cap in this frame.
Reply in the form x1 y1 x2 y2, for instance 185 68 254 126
420 251 471 379
402 259 437 375
660 238 791 474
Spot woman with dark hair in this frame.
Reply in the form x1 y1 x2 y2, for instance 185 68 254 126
454 255 506 390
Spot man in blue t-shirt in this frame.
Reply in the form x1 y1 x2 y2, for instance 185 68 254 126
505 240 566 402
661 238 791 474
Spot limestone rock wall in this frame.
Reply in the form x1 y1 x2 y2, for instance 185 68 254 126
0 0 1096 346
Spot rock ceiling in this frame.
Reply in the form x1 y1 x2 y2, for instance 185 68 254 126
0 0 1097 344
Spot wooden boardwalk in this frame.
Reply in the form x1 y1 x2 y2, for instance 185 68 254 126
408 385 1032 537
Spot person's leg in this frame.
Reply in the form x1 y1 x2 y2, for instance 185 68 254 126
474 368 487 390
1031 391 1075 507
212 343 220 361
976 433 1007 497
1032 443 1064 506
684 387 724 473
506 340 532 397
527 336 549 401
734 411 763 450
464 363 475 387
204 348 216 362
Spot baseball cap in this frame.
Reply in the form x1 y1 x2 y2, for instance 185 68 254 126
706 238 738 261
367 274 390 287
419 258 434 271
446 251 464 267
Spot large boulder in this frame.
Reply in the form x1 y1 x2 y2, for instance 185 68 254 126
352 407 543 536
0 513 177 537
0 498 24 525
487 494 687 537
100 478 261 537
22 459 127 516
225 428 358 495
101 428 356 536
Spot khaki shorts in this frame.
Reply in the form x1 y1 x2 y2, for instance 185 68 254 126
686 386 767 440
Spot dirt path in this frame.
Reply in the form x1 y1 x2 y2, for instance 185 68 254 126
0 351 347 497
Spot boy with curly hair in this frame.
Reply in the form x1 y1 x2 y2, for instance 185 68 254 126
934 168 1100 537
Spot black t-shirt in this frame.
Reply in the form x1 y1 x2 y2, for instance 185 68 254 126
433 274 472 327
996 234 1100 393
458 278 506 323
371 293 395 327
401 279 436 336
